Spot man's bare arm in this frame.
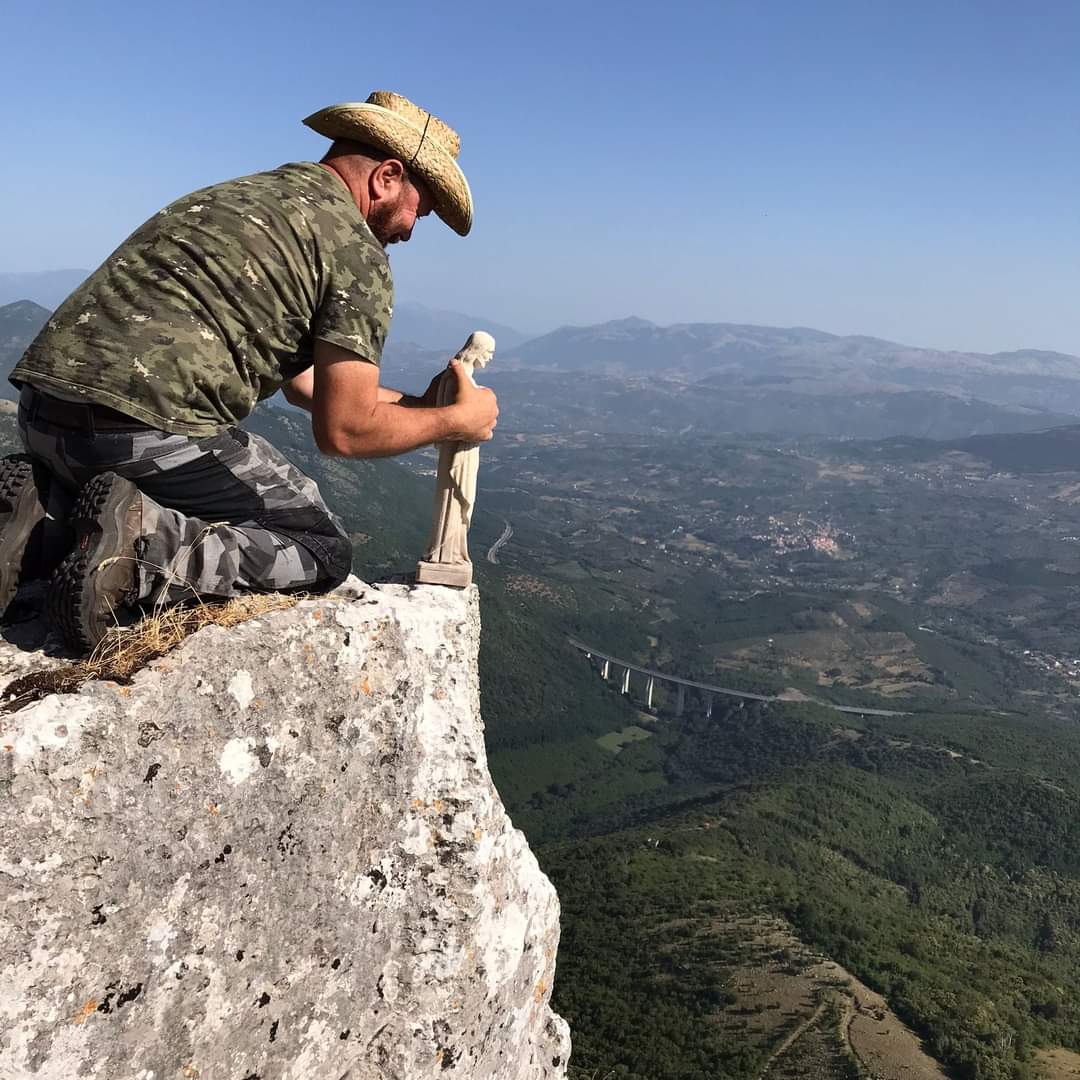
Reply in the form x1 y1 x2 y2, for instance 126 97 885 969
282 366 406 410
307 340 498 459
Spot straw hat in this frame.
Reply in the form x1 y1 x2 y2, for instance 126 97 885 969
303 91 473 237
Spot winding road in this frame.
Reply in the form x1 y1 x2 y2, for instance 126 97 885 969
487 519 513 564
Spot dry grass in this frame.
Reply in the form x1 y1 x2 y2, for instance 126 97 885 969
1036 1048 1080 1078
2 593 300 712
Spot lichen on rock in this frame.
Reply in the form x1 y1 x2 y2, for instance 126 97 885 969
0 579 571 1079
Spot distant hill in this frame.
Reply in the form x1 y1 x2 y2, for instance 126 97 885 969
507 316 1080 412
0 300 50 399
509 317 836 375
494 316 1080 437
0 270 87 310
0 299 50 344
509 316 1080 380
386 301 530 351
866 422 1080 473
480 369 1080 441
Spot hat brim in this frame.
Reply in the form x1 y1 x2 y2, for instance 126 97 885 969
303 103 473 237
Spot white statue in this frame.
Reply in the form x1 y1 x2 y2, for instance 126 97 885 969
416 331 496 587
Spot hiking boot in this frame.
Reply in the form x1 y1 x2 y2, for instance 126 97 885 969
50 472 145 654
0 454 50 617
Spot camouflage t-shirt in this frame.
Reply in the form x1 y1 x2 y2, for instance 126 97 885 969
12 162 393 435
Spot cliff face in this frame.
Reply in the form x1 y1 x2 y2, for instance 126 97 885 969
0 582 570 1079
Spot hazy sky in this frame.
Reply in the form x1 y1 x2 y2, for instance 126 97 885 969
5 1 1080 354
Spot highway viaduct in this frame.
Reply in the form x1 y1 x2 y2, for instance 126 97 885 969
567 637 909 719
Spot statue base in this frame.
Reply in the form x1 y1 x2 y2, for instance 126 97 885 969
416 560 473 588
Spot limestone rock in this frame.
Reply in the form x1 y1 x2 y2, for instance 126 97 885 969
0 580 571 1079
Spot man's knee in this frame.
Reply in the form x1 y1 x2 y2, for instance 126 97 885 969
298 522 352 588
315 531 353 587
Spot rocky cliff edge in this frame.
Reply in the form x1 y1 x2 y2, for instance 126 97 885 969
0 581 571 1079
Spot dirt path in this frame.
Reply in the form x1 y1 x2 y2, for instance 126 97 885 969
820 962 945 1080
757 1002 827 1078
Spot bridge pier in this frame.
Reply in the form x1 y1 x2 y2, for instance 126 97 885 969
646 676 655 709
621 667 631 695
676 683 686 717
601 659 610 680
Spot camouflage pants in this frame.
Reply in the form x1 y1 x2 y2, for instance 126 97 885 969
18 389 352 601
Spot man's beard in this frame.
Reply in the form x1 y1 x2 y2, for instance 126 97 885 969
367 201 404 248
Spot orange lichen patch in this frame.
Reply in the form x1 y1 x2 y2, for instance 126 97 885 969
312 609 323 621
207 802 220 816
361 677 372 695
182 1066 200 1079
73 999 98 1025
533 979 548 1004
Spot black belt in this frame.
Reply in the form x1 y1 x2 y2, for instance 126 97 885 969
20 387 152 432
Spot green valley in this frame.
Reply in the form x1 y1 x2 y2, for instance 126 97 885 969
9 344 1080 1077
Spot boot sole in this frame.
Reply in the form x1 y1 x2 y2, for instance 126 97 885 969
50 473 140 654
0 455 46 617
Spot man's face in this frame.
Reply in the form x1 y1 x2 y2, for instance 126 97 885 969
368 173 434 248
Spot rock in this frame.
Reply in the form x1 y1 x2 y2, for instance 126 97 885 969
0 579 571 1079
0 582 70 684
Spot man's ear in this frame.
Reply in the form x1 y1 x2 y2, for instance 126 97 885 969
369 158 407 201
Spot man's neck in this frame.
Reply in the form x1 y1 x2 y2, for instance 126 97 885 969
319 160 371 219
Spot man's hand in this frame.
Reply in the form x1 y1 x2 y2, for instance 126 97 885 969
446 360 499 442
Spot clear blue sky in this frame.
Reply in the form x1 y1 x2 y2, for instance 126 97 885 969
4 0 1080 353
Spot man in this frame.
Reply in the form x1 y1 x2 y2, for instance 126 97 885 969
2 90 498 654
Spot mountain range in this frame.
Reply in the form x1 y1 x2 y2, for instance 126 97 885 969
389 314 1080 440
7 295 1080 440
506 315 1080 402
